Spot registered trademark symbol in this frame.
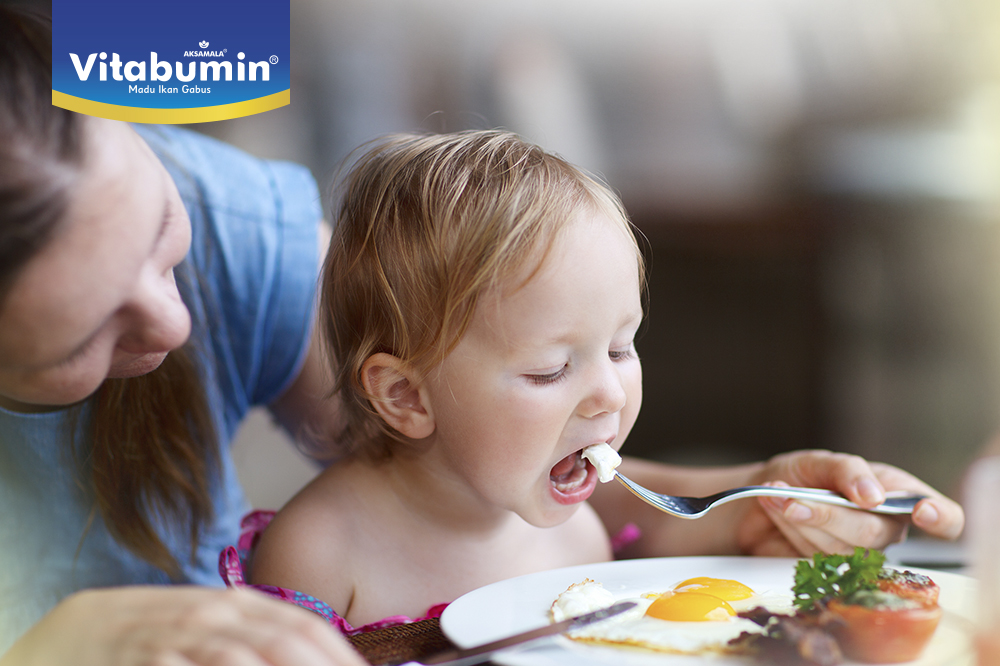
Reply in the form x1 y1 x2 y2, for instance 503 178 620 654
223 49 227 54
269 55 279 65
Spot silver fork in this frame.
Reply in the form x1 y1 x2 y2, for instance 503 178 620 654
615 472 925 520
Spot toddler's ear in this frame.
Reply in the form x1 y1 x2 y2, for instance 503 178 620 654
361 353 435 439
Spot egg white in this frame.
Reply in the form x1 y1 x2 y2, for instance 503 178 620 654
552 579 794 655
581 443 622 483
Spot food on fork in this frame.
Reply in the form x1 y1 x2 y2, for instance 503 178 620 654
581 443 621 483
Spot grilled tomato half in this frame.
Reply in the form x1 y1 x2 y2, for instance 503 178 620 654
825 591 942 664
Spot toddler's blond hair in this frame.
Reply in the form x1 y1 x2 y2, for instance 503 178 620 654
321 129 643 459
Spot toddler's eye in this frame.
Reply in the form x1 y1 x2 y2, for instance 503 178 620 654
526 366 567 385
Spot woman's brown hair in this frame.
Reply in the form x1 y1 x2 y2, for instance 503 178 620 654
0 6 218 578
322 130 644 461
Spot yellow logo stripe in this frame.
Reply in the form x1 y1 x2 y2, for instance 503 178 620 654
51 89 290 123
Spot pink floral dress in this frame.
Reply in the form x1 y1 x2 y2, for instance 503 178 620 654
218 511 448 635
219 511 640 635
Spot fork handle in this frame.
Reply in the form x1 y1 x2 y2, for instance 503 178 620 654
722 486 925 515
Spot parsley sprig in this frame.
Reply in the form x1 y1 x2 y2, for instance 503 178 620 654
792 547 886 611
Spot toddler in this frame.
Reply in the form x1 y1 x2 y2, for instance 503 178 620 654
227 129 644 632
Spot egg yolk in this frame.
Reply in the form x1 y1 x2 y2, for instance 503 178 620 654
645 592 736 621
673 577 755 601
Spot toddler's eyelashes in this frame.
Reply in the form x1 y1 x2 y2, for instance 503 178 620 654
527 367 568 385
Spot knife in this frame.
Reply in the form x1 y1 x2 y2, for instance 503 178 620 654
390 600 636 666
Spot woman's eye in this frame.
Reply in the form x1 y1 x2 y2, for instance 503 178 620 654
56 337 96 368
610 344 636 361
527 366 567 385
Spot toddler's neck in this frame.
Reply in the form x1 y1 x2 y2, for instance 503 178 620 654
346 450 519 534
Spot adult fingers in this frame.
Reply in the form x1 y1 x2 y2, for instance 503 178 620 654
147 651 198 666
86 586 368 666
756 495 856 556
181 637 272 666
177 589 367 666
911 497 964 539
871 464 965 540
768 454 964 542
247 611 365 666
757 491 908 555
769 450 887 508
178 623 339 666
735 504 801 557
751 536 801 558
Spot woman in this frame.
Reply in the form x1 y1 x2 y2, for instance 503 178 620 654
0 7 963 666
0 7 364 666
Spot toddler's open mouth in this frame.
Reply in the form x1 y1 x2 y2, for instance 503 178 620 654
549 450 598 504
550 451 589 492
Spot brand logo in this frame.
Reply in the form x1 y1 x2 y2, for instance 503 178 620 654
68 52 271 83
52 0 290 123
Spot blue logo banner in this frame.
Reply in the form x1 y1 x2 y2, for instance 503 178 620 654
52 0 290 123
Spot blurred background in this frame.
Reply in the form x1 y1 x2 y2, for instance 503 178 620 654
184 0 1000 516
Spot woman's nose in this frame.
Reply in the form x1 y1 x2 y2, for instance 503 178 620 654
116 268 191 355
580 360 628 418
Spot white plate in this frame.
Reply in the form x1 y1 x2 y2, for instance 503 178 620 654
440 556 977 666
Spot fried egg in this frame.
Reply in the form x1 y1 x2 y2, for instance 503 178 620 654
551 577 793 655
581 443 621 483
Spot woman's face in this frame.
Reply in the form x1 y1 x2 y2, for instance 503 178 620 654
0 118 192 411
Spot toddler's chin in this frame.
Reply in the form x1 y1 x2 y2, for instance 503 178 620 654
522 500 585 530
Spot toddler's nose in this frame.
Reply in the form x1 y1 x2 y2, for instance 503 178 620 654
580 361 628 418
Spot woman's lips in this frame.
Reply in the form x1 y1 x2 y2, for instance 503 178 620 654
549 450 599 505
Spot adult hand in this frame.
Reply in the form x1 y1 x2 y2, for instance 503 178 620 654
976 632 1000 666
736 449 964 557
1 586 367 666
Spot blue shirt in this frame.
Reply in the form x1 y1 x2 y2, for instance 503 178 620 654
0 126 322 650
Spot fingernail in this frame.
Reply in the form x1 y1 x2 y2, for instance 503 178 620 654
760 496 785 512
786 502 813 522
914 502 939 526
857 478 884 505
